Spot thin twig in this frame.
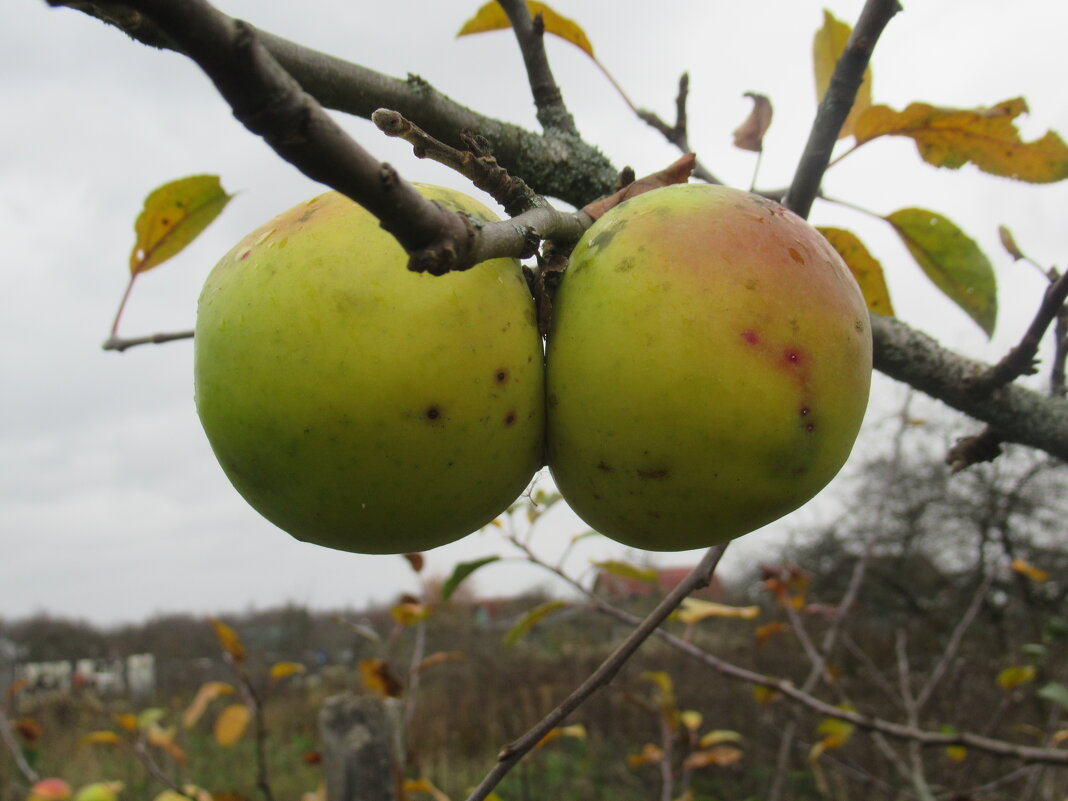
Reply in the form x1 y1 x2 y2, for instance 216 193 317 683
914 570 994 712
224 654 275 801
0 708 39 784
971 269 1068 396
783 0 901 219
635 73 721 185
497 0 577 135
103 330 194 352
372 109 544 217
463 544 728 801
133 738 198 799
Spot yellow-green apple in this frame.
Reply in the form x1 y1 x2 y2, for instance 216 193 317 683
72 783 123 801
546 184 872 551
194 185 544 554
27 780 71 801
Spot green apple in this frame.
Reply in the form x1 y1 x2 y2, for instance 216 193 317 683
72 783 122 801
194 185 544 554
546 183 872 551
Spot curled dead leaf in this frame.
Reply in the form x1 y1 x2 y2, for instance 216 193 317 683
732 92 772 152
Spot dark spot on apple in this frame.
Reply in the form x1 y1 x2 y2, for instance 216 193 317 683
592 492 602 500
800 406 810 417
788 247 805 264
637 467 670 480
783 348 803 366
589 226 618 252
240 250 251 260
161 217 170 226
503 410 516 426
805 422 815 433
425 405 441 421
597 460 615 472
615 257 635 272
742 330 760 345
495 368 509 384
297 207 318 224
647 510 662 519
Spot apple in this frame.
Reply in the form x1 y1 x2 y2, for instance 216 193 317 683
72 783 123 801
546 183 872 551
194 185 544 554
27 780 71 801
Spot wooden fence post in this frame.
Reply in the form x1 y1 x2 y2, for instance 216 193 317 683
319 693 401 801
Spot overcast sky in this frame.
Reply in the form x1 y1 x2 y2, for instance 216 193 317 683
2 0 1066 627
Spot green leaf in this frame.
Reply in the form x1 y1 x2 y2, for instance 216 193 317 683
1037 682 1068 710
884 208 997 336
817 227 894 316
130 175 232 274
503 600 568 647
593 560 659 585
441 556 499 602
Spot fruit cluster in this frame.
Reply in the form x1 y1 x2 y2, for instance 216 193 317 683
194 183 872 554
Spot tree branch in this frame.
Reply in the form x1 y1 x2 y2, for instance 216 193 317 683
783 0 901 218
871 313 1068 462
54 1 618 207
463 544 728 801
635 73 722 185
497 0 578 135
0 708 39 785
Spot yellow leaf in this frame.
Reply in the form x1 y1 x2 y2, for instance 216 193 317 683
697 730 744 749
945 745 968 762
627 742 664 769
675 598 760 624
392 601 432 627
115 713 139 732
813 10 872 139
754 622 791 647
403 777 451 801
210 618 246 662
681 745 744 769
679 710 703 732
594 560 659 585
642 670 675 697
359 658 403 698
997 665 1036 691
214 703 251 747
818 227 895 316
416 650 465 673
130 175 232 274
1052 729 1068 745
1011 558 1050 583
80 730 122 745
137 708 166 729
752 685 779 706
457 1 594 58
885 208 997 337
854 99 1068 183
816 707 856 749
183 681 235 729
536 723 587 749
270 661 306 681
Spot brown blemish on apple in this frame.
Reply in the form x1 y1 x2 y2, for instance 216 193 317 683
425 405 442 422
805 422 816 432
240 250 251 260
783 348 804 367
597 460 615 472
637 467 670 480
788 247 805 264
494 367 510 384
503 410 516 426
741 330 760 345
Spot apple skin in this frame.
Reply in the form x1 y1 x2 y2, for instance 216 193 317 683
546 184 872 551
194 185 544 554
27 780 71 801
72 783 122 801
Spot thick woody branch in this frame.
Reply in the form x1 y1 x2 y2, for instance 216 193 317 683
56 1 616 207
783 0 901 218
497 0 578 135
871 313 1068 462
